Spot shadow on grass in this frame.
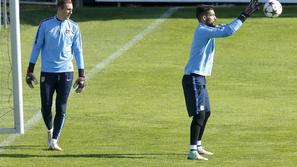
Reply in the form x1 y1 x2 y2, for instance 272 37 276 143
0 153 186 159
0 145 44 150
0 145 186 159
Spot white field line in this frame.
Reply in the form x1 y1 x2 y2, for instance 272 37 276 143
0 7 180 152
87 7 180 79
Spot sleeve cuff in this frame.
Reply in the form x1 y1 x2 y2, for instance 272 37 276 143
27 63 35 73
78 69 85 77
238 13 248 23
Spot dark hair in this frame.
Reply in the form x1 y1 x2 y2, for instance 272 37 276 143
196 5 214 21
57 0 72 8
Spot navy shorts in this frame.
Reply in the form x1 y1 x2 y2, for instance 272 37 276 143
182 74 210 117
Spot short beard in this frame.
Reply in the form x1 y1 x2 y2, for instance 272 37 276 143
206 22 216 27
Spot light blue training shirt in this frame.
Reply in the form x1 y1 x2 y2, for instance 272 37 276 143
29 16 84 73
184 18 243 76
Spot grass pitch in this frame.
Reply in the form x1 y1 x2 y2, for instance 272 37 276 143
0 5 297 167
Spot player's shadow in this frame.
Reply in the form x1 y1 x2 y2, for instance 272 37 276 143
0 145 44 150
0 145 186 159
0 153 186 159
0 144 186 159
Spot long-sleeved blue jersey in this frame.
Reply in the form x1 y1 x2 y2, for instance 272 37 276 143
184 18 243 76
29 16 84 73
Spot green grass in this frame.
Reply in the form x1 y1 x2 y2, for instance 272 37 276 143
1 5 297 167
0 28 14 128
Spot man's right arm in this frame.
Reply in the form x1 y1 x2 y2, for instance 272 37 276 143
26 22 45 88
29 22 45 64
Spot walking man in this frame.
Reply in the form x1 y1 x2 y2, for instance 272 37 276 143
26 0 86 151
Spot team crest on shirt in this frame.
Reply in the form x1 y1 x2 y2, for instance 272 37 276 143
41 76 45 83
65 29 71 36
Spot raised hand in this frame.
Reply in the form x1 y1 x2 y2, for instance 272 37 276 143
243 0 260 17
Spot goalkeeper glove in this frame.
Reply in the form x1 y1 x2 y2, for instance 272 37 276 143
238 0 260 22
73 69 86 93
26 63 38 88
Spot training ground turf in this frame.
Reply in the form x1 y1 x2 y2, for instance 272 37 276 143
0 4 297 167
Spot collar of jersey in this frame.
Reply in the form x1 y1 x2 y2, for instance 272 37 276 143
55 16 67 22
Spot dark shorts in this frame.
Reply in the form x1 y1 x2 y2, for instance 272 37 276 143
182 74 210 117
40 72 73 113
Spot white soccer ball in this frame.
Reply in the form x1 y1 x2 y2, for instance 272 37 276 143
263 0 283 18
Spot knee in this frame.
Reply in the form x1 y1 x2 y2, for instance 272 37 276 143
205 111 211 119
192 111 206 127
56 103 67 114
41 105 51 114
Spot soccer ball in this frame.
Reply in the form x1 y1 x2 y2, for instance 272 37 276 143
263 0 283 18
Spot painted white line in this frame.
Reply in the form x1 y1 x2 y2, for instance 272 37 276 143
0 7 179 152
0 112 42 151
87 7 180 79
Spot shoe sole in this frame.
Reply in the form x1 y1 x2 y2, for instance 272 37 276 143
198 152 214 156
187 157 208 160
48 147 62 151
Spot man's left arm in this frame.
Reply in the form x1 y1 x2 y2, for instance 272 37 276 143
205 19 243 38
207 0 259 38
72 26 86 93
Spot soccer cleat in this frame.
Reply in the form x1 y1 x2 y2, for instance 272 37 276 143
48 139 63 151
198 147 214 156
187 150 208 160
